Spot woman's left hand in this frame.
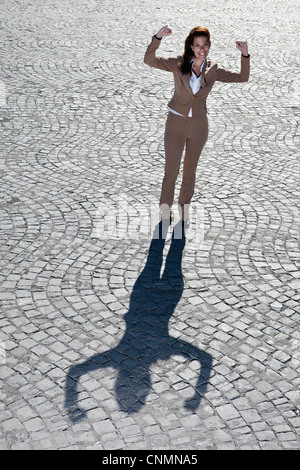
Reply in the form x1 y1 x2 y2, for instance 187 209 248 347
236 40 248 56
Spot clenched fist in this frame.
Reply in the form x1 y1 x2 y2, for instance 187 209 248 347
156 25 172 39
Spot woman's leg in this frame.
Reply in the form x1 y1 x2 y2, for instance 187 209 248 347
159 114 187 214
178 119 208 218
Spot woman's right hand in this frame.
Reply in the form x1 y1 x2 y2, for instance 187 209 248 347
156 25 172 39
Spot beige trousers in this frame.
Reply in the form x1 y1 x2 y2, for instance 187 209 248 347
160 112 208 216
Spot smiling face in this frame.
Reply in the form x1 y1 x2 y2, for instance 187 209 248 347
191 35 210 61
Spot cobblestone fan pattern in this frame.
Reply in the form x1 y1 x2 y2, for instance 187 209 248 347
0 0 300 450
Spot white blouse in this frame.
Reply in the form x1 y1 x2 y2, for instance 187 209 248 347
169 59 205 118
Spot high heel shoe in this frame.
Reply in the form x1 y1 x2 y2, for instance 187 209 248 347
158 211 172 238
160 210 173 225
182 219 190 229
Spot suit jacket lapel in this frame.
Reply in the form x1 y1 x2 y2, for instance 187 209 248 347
182 72 193 94
200 60 207 89
181 59 209 95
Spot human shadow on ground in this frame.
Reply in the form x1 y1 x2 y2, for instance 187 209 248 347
64 221 213 423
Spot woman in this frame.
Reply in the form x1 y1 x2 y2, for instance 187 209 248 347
144 25 250 225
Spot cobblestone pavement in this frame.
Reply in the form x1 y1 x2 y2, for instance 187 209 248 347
0 0 300 450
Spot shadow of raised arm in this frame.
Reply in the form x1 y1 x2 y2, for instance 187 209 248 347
64 222 213 422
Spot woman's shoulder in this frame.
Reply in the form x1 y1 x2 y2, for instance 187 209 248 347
173 54 184 65
204 60 218 79
206 60 218 69
167 55 184 71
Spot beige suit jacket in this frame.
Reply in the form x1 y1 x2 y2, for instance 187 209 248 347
144 36 250 119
